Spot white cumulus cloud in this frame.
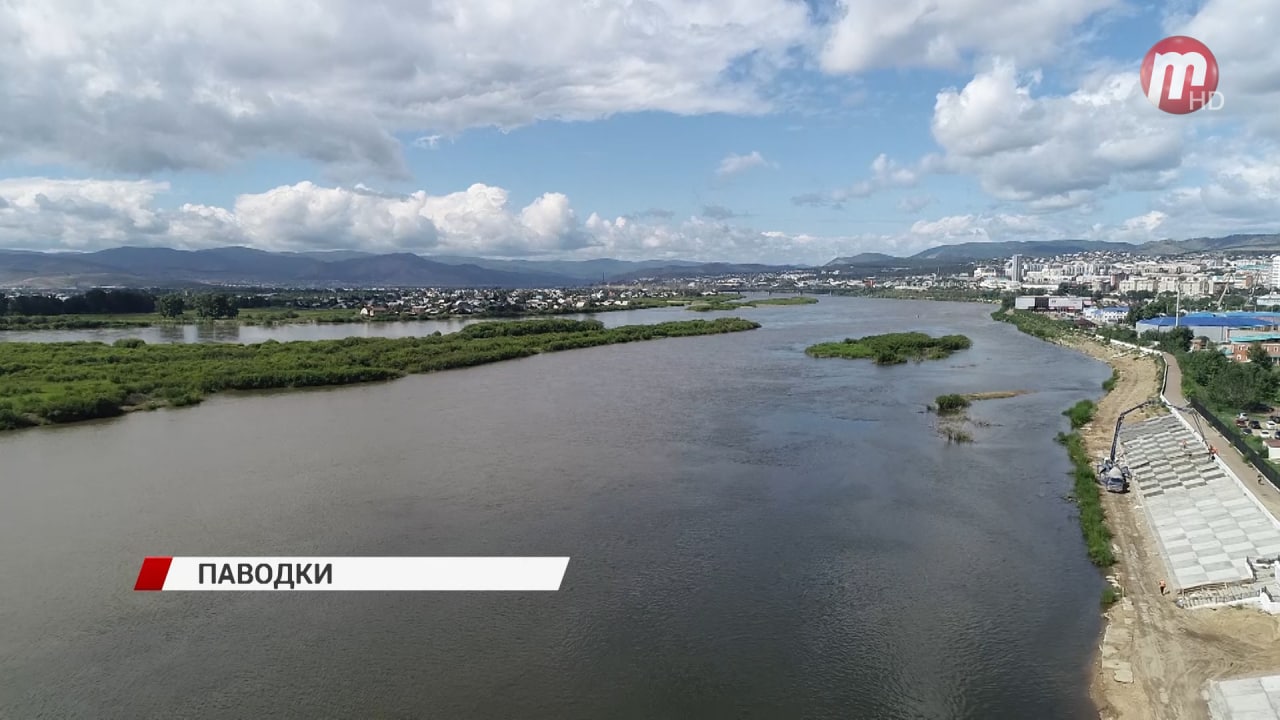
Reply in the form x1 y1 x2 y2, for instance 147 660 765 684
0 0 814 179
820 0 1117 73
716 151 773 177
928 59 1186 208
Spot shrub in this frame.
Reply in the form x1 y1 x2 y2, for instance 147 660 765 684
1063 400 1097 429
935 394 971 414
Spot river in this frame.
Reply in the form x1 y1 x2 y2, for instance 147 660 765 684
0 307 692 344
0 297 1105 719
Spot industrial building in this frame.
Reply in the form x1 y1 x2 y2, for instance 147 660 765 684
1013 295 1091 312
1135 313 1280 343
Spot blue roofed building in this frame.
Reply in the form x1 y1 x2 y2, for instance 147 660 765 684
1134 313 1280 343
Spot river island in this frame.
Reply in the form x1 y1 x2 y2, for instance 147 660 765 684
687 295 819 312
0 317 760 432
805 331 972 365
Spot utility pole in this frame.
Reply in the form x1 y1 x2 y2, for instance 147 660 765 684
1175 286 1181 327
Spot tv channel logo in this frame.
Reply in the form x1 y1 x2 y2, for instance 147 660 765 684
1141 36 1222 114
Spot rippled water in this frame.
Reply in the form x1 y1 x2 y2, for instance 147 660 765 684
0 297 1105 719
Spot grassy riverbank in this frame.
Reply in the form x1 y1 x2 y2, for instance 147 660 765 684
687 295 818 312
0 317 760 431
1057 426 1115 567
0 296 723 332
805 331 972 365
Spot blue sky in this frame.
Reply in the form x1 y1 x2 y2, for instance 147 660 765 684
0 0 1275 264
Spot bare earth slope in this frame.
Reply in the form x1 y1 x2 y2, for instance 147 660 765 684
1060 337 1280 720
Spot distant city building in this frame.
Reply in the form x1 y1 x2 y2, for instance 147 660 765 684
1271 255 1280 289
1009 254 1024 283
1013 295 1091 313
1083 306 1130 324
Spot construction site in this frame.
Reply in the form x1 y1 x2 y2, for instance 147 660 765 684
1084 341 1280 720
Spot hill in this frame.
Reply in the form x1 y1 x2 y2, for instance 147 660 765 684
908 240 1140 261
0 247 792 288
0 247 581 288
426 255 703 281
828 233 1280 265
824 252 901 267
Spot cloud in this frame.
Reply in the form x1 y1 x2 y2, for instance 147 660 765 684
819 0 1117 74
897 195 934 212
0 176 1089 264
1177 0 1280 140
927 59 1186 209
792 153 919 208
626 208 676 220
412 135 445 150
716 151 773 177
4 174 1274 265
0 0 814 179
700 204 746 220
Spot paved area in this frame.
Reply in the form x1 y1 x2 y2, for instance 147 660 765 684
1208 675 1280 720
1119 415 1280 591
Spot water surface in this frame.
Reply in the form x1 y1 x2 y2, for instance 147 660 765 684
0 297 1106 719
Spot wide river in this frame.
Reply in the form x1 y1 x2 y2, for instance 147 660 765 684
0 297 1106 719
0 307 692 344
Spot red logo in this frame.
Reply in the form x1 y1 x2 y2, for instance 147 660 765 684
1140 36 1220 114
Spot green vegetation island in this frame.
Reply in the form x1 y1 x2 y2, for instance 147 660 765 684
0 317 760 432
687 295 819 312
805 332 972 365
0 288 750 332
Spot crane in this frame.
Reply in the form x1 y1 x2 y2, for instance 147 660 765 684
1216 283 1230 311
1108 397 1208 463
1109 399 1165 463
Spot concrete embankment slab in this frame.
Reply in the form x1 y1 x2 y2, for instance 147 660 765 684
1119 416 1280 591
1208 675 1280 720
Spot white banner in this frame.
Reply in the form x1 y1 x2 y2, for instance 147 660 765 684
134 556 570 591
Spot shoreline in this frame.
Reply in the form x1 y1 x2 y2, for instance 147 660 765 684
0 300 692 332
1003 320 1280 720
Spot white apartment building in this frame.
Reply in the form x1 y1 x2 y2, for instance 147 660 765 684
1271 255 1280 289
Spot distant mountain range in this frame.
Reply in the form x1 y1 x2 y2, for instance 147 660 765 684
826 233 1280 267
2 232 1277 288
0 247 786 289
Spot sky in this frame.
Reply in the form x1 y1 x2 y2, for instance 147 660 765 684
0 0 1277 264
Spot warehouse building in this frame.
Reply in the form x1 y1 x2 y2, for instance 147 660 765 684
1135 313 1279 343
1013 295 1092 312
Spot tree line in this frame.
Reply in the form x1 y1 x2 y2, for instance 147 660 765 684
0 290 241 319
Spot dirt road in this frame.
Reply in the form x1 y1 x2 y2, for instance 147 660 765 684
1061 337 1280 720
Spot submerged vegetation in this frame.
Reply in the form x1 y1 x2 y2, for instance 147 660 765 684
0 317 760 432
805 332 972 365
